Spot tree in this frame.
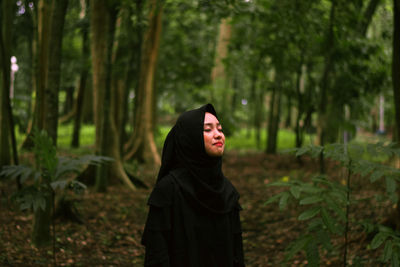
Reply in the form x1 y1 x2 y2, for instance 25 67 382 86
0 0 13 167
211 17 232 114
90 0 136 192
71 0 90 148
20 0 51 149
393 0 400 143
124 0 163 165
44 0 69 144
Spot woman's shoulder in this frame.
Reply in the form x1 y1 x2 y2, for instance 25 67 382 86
148 174 177 207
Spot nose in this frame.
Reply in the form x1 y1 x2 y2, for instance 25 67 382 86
213 129 222 139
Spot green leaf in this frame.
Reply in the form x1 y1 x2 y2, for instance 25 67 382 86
392 248 399 267
290 186 301 199
279 192 290 210
386 177 397 194
321 208 337 234
285 235 311 261
371 232 389 249
383 240 393 262
325 195 346 222
51 180 68 190
298 207 321 221
70 180 87 194
300 184 324 194
305 237 320 267
264 192 284 206
295 146 310 157
267 181 292 187
33 194 46 212
317 229 332 251
300 195 323 205
370 170 384 182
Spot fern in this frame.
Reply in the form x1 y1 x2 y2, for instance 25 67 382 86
0 129 112 211
266 142 400 266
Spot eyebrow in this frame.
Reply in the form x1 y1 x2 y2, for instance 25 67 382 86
204 123 221 127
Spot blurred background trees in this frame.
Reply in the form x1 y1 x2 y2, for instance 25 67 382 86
0 0 398 185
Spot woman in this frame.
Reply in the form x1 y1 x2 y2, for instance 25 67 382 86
141 104 245 267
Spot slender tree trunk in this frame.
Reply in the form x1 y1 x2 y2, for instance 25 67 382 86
124 0 143 152
285 95 292 128
360 0 382 36
21 0 51 150
266 71 283 154
317 0 336 173
211 18 232 117
37 0 51 131
124 0 163 165
295 62 304 148
0 0 13 167
44 0 69 145
31 190 53 247
21 4 39 149
392 0 400 143
72 0 89 148
266 82 282 154
62 86 74 115
31 0 68 248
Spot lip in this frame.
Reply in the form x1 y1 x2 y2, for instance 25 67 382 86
214 142 223 147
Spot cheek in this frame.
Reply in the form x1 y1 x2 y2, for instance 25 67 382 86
203 132 212 146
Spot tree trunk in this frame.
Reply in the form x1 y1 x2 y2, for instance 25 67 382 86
360 0 382 36
62 86 74 115
392 0 400 143
124 0 163 165
31 190 53 247
211 18 232 119
21 0 51 150
72 0 89 148
266 83 282 154
90 0 136 192
0 0 14 167
294 61 305 148
317 0 336 173
44 0 69 145
124 0 144 152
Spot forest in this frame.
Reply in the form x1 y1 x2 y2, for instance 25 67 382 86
1 0 400 266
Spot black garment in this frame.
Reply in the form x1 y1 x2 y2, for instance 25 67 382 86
141 104 245 267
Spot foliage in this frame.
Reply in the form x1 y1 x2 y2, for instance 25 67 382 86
266 142 400 266
0 129 112 212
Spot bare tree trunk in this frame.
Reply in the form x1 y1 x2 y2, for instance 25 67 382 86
124 0 144 152
71 0 89 148
392 0 400 143
211 18 232 117
360 0 382 36
266 76 282 155
0 0 13 167
21 0 51 150
90 0 136 191
317 0 336 173
124 0 163 165
44 0 69 145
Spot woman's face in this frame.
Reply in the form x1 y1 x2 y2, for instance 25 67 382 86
203 112 225 157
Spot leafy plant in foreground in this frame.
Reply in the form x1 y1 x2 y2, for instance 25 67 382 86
0 130 112 259
265 142 400 266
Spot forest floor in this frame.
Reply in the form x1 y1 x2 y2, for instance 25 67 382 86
0 151 392 266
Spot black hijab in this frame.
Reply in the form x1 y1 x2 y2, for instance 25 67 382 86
156 104 239 214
